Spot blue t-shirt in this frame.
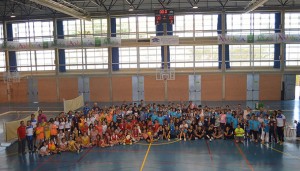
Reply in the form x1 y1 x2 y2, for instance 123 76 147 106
157 116 165 125
151 115 158 123
169 123 175 131
226 113 233 124
232 118 238 129
252 120 260 131
83 106 90 115
176 112 182 118
113 114 117 123
248 120 253 130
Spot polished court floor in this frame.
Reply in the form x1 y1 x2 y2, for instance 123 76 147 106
0 100 299 171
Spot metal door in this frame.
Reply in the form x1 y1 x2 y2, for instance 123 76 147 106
284 74 296 100
28 77 38 103
247 74 259 101
78 76 90 102
132 76 144 102
189 75 201 102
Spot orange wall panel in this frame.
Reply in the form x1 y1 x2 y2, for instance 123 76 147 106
144 76 165 101
112 76 132 102
260 74 282 100
225 74 247 101
201 74 222 101
90 77 110 102
0 82 8 103
10 79 28 103
59 77 78 101
167 75 189 101
38 78 58 102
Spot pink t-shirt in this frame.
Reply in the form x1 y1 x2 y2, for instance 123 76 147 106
220 114 226 124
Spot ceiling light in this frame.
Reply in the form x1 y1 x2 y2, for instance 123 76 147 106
29 0 91 20
129 5 134 12
244 0 269 13
10 12 16 18
192 6 198 9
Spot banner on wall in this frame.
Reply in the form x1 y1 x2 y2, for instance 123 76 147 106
218 34 279 44
1 41 53 50
56 37 121 48
150 36 179 46
218 33 300 44
63 95 84 113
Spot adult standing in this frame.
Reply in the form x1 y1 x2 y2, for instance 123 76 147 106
37 110 47 123
17 121 26 155
276 110 286 145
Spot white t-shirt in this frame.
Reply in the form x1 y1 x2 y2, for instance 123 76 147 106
40 146 48 152
65 121 71 129
276 114 286 127
26 126 34 136
59 122 65 130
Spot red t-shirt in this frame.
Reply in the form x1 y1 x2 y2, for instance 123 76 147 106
17 126 26 139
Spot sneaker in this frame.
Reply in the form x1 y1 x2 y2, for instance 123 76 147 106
209 138 212 142
77 150 79 154
195 137 198 140
184 138 186 141
47 153 51 156
179 138 182 140
168 139 170 141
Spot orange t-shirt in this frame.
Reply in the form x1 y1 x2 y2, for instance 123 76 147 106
50 124 58 135
36 126 44 140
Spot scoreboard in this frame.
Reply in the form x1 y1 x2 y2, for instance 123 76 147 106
155 9 174 25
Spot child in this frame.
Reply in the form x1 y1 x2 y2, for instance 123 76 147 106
110 131 120 145
195 126 205 140
48 139 60 154
81 132 92 148
157 126 164 140
179 121 188 141
213 127 223 139
68 138 81 153
123 134 133 145
205 125 214 141
35 123 45 147
163 126 171 141
224 126 234 140
234 124 245 143
39 141 50 156
97 135 109 148
26 121 34 153
252 116 260 143
187 128 195 141
59 138 68 152
261 116 270 144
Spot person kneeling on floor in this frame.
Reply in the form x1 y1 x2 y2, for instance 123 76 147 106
235 124 245 143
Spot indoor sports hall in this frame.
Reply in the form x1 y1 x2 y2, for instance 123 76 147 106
0 0 300 171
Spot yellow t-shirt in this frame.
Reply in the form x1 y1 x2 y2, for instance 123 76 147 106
235 128 245 137
82 136 90 145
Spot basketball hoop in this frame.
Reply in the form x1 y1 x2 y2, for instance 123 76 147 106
162 74 169 81
156 68 175 81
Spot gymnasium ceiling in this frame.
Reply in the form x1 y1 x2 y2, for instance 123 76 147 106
0 0 299 21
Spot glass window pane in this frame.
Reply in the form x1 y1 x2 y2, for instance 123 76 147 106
139 47 161 68
195 45 219 67
119 47 137 68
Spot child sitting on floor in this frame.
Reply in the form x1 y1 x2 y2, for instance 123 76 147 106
39 141 50 156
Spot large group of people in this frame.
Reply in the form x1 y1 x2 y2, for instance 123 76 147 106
17 100 288 156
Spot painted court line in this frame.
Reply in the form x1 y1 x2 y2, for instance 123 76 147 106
234 142 254 171
136 139 180 146
263 144 300 160
77 147 94 163
205 140 214 167
140 143 152 171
